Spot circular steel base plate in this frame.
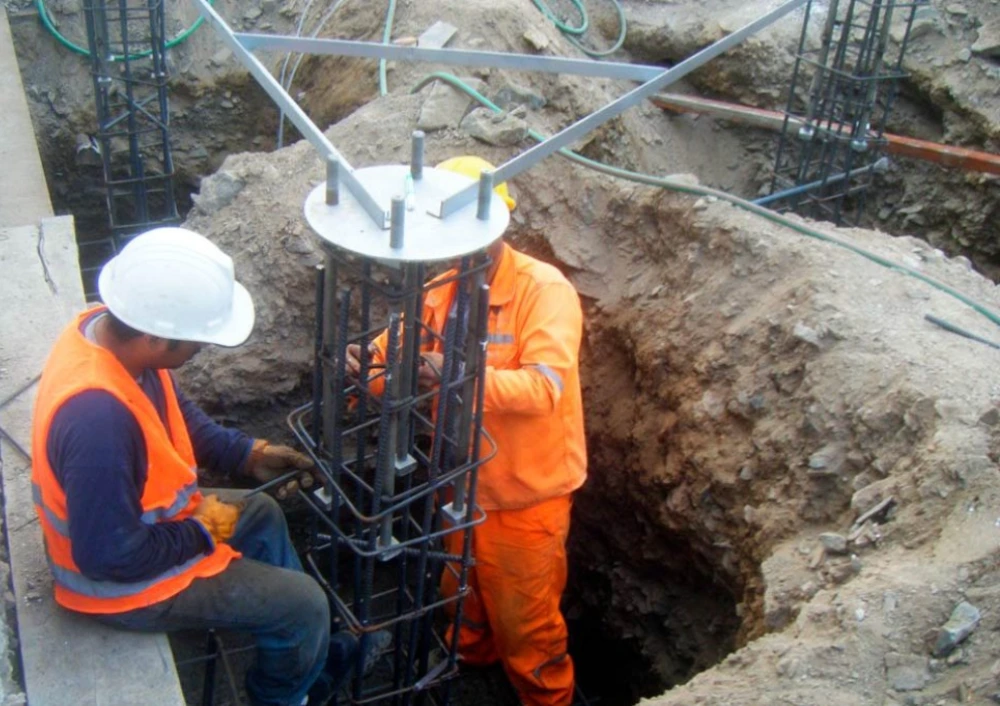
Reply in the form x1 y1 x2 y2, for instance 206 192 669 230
305 164 509 262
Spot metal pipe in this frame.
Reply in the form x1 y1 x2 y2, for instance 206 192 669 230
754 157 889 205
410 130 425 180
476 171 493 221
326 158 339 206
651 93 1000 176
390 196 406 250
234 33 667 82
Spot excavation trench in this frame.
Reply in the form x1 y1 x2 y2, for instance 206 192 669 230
9 1 1000 704
175 153 810 703
211 380 746 706
16 66 1000 706
26 75 977 706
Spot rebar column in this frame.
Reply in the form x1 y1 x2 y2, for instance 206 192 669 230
767 0 923 225
81 0 179 297
288 245 495 706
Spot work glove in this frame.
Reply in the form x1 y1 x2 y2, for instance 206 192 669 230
192 494 242 545
246 440 316 500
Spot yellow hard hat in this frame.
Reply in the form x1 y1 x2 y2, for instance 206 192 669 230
436 155 516 212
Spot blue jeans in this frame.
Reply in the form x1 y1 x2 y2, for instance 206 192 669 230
94 493 329 706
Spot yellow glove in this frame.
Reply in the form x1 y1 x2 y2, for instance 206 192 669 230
192 494 242 545
246 440 316 499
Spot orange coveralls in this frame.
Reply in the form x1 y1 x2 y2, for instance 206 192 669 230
372 242 587 705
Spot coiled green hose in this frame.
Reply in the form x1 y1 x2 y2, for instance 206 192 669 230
532 0 626 58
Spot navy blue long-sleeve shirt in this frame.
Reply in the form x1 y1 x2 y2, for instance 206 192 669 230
46 371 253 583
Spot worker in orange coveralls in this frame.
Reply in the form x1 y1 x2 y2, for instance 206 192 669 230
346 156 587 706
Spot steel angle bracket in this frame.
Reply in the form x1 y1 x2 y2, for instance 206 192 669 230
189 0 389 229
190 0 808 227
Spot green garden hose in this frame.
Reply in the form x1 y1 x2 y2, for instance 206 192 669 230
532 0 588 35
411 71 1000 331
532 0 626 58
378 0 397 96
36 0 212 61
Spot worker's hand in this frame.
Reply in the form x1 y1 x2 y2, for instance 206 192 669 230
192 494 241 545
345 343 363 377
246 440 316 500
417 352 444 392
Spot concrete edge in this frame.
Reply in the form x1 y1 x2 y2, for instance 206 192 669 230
0 7 53 228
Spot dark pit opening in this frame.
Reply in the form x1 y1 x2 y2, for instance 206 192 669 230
565 508 742 706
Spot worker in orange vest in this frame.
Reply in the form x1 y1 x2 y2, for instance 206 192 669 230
31 227 358 706
346 156 587 706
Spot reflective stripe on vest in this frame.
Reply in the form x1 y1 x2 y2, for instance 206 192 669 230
31 482 69 535
487 333 515 345
46 552 210 599
34 480 198 531
33 479 204 600
140 480 199 524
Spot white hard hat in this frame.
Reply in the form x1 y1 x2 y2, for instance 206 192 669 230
98 227 255 347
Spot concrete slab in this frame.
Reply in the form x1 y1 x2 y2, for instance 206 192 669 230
0 8 53 228
417 20 457 49
0 217 185 706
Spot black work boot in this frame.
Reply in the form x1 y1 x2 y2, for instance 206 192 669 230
306 631 358 705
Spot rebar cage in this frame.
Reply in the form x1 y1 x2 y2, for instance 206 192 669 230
82 0 180 296
768 0 924 225
288 244 497 705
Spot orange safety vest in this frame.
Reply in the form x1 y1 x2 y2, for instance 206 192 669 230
374 243 587 510
31 307 239 614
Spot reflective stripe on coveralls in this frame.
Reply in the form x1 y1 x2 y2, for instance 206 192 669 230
371 242 587 511
31 307 239 614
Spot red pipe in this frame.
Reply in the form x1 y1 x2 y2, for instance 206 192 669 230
650 93 1000 176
